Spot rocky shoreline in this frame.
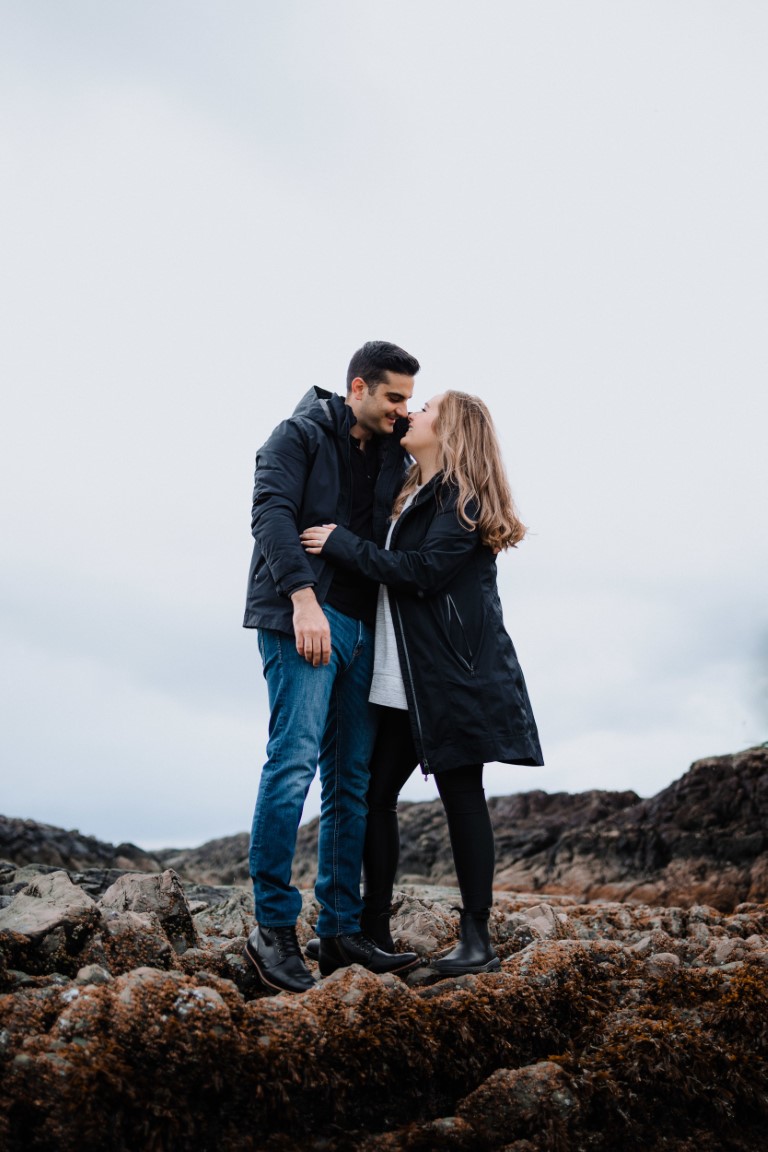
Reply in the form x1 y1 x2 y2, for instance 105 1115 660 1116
1 871 768 1148
2 744 767 1149
4 745 767 913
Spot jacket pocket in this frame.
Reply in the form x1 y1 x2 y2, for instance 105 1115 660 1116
440 593 477 674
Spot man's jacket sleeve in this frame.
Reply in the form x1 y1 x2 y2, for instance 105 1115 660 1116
251 420 318 597
320 506 480 596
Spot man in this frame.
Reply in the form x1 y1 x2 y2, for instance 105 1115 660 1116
243 341 421 993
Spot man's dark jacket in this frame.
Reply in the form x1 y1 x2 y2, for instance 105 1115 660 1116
243 387 409 634
321 475 544 774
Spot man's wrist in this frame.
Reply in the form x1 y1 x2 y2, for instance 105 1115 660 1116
290 585 317 603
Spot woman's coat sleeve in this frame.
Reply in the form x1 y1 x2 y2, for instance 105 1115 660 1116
321 505 480 595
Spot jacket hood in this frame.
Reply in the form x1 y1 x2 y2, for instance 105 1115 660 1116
291 387 351 435
291 386 409 444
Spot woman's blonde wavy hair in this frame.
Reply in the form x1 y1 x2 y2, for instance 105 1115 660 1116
392 390 527 551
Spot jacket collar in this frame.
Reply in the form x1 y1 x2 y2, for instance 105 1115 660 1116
412 471 444 503
291 387 352 436
291 387 409 456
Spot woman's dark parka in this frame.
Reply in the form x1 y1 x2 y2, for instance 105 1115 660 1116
321 475 544 774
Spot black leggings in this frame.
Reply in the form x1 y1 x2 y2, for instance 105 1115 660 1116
363 707 495 914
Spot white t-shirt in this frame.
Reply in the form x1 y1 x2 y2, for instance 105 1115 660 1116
368 488 421 709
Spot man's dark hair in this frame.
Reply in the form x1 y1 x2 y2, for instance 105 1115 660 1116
346 341 420 393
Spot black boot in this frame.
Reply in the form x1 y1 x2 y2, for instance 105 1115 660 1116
430 909 500 976
304 907 394 961
318 932 420 977
360 906 395 951
245 925 316 993
304 937 321 962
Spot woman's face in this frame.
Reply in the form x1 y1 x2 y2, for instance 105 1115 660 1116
401 393 444 455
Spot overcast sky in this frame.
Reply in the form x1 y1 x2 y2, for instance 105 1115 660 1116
1 2 766 850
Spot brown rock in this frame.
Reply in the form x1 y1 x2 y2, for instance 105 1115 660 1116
1 885 768 1150
457 1061 579 1148
94 909 177 974
390 890 459 955
698 937 745 967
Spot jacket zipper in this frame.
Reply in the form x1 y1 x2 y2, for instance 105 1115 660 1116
394 599 430 777
343 435 353 525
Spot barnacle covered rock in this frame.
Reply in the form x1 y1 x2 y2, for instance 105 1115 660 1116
0 878 767 1150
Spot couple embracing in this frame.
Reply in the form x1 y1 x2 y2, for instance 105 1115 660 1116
243 341 543 994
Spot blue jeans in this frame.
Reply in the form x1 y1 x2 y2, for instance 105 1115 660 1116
249 605 378 937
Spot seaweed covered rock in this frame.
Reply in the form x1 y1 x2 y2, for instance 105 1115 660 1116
92 908 177 974
2 864 768 1150
456 1061 580 1147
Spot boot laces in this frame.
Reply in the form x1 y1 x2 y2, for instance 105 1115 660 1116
270 926 301 960
351 932 377 958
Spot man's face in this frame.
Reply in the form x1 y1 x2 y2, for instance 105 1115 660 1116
350 371 415 437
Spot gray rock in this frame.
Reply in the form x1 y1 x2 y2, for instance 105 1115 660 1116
390 891 459 955
698 937 745 967
646 952 681 977
99 869 197 953
0 816 161 873
75 964 112 986
192 889 253 941
0 870 100 944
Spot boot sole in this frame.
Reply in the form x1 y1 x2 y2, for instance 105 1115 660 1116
319 954 422 978
430 956 502 976
244 939 315 994
308 939 399 963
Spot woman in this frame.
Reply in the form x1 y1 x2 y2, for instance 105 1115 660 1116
301 391 543 976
